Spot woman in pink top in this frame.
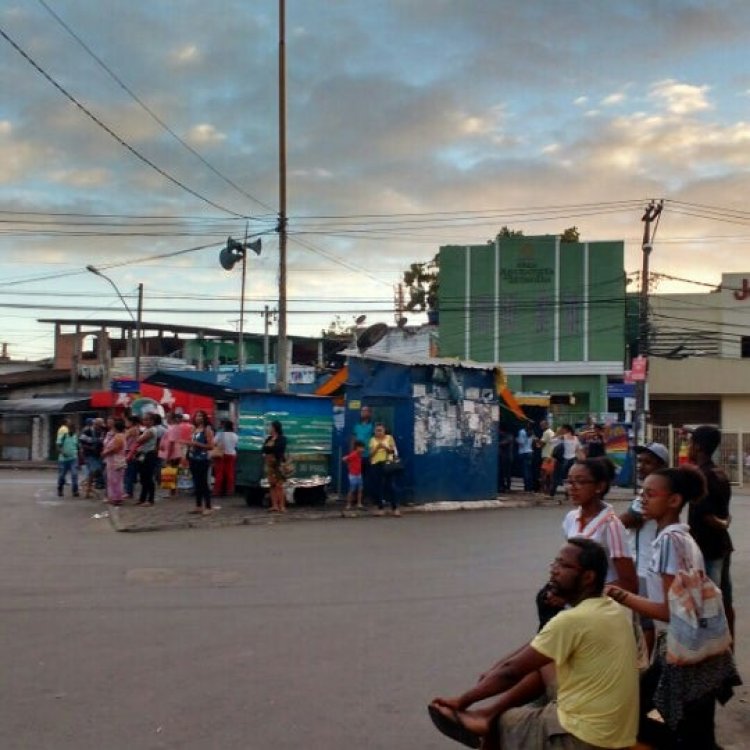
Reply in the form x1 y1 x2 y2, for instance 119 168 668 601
101 418 127 505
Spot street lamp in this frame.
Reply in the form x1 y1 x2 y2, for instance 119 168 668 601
86 265 143 381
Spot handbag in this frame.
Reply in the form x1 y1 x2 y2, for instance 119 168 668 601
383 458 403 475
664 531 732 666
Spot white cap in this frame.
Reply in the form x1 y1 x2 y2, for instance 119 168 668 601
635 442 669 465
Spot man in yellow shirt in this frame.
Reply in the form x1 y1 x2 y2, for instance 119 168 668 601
429 538 638 749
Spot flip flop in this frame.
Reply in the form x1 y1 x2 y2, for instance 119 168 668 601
427 704 481 749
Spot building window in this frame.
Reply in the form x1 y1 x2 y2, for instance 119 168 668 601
742 336 750 358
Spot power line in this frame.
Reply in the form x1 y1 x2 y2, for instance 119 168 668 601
34 0 276 215
0 24 248 219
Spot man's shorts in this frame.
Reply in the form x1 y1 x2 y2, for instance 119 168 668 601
348 475 362 490
497 702 604 749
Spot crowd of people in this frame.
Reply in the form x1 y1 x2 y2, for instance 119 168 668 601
429 424 741 750
55 411 239 515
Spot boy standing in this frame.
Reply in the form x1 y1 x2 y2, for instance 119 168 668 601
342 440 365 511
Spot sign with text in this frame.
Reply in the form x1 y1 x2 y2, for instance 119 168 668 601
630 356 648 382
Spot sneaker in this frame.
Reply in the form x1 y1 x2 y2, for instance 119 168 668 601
392 510 402 517
57 487 63 497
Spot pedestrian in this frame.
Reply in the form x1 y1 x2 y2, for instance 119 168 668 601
549 424 580 500
212 419 239 497
516 424 534 492
368 423 400 516
122 415 141 499
56 421 79 497
101 418 127 506
536 419 556 494
607 466 741 749
687 425 735 641
585 423 606 458
428 538 639 750
619 441 669 657
184 410 215 515
342 440 365 511
352 406 374 502
130 413 159 507
262 420 288 513
497 423 513 492
79 417 105 497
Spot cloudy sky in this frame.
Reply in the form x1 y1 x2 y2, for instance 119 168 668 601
2 0 750 360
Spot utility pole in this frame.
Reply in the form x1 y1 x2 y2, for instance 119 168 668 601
238 250 247 371
135 283 143 382
635 199 663 445
262 305 270 390
276 0 289 391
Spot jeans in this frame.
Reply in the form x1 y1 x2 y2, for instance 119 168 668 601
190 459 211 508
124 459 139 496
57 459 79 495
84 455 104 489
138 452 157 503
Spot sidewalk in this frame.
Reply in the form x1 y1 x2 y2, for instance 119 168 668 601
103 485 638 533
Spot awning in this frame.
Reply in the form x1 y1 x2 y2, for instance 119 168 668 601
90 383 214 415
513 393 552 407
0 396 90 414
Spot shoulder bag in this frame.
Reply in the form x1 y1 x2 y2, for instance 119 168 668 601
664 530 732 665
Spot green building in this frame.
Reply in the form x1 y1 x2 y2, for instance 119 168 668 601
438 235 626 420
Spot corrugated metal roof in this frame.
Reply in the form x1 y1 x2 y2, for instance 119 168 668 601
343 348 498 371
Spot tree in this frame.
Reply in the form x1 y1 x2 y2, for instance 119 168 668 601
560 226 580 243
321 315 356 338
487 226 524 244
403 254 439 312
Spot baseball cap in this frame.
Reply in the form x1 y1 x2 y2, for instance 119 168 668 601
635 442 669 465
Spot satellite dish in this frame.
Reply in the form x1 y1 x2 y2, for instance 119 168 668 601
356 322 388 352
219 237 245 270
355 314 367 326
396 316 408 329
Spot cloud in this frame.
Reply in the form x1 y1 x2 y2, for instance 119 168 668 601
185 123 226 145
649 79 712 115
48 168 111 187
170 44 201 65
601 92 626 106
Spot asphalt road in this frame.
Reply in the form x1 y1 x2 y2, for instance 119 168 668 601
1 472 748 750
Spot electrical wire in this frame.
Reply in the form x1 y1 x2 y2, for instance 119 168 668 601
33 0 276 215
0 24 248 219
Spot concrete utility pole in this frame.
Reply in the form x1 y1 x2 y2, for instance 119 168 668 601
276 0 289 391
635 199 663 444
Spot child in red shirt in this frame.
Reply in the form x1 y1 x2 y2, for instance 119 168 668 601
342 441 365 511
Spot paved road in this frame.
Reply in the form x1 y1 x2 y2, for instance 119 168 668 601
1 472 748 749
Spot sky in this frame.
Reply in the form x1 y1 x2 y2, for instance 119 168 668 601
2 0 750 361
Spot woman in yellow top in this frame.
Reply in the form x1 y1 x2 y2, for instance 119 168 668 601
368 423 400 516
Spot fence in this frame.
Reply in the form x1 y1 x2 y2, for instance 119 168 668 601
650 424 747 487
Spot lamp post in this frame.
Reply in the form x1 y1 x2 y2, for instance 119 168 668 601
86 265 143 382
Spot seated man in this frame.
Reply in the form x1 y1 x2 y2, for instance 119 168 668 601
429 538 638 750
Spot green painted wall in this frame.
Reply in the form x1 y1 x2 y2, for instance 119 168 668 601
438 236 625 364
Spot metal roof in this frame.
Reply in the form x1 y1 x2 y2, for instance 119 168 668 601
342 348 499 371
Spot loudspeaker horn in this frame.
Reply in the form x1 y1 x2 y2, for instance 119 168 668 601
219 237 245 270
247 238 262 256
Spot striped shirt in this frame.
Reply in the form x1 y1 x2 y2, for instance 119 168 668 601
563 503 632 584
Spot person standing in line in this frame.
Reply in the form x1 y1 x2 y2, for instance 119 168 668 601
687 425 735 642
101 418 127 506
619 441 668 656
130 413 159 507
122 415 141 499
352 406 374 503
342 440 365 512
368 423 400 516
79 417 105 497
56 421 79 497
516 424 534 492
213 419 239 497
184 410 215 515
262 420 288 513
